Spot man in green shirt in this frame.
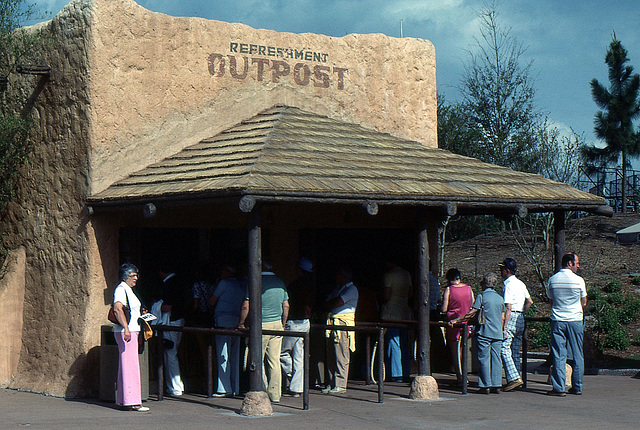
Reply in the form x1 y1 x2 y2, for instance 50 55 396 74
238 262 289 403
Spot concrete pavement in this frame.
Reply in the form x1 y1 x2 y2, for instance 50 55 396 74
2 372 639 430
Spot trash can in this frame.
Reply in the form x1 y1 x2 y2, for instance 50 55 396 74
99 325 149 402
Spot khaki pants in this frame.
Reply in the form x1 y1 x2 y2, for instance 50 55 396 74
262 320 284 402
327 330 351 389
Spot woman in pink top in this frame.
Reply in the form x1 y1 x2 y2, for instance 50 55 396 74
441 268 474 385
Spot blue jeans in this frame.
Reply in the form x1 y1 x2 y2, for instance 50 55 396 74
385 328 409 379
215 333 240 395
477 335 502 388
550 320 584 392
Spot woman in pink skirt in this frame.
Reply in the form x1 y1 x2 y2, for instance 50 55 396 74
112 263 149 412
441 268 474 386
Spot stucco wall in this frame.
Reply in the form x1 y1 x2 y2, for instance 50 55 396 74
0 247 26 386
0 0 96 396
88 0 437 194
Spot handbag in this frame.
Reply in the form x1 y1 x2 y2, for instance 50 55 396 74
137 317 154 353
471 293 486 326
108 288 131 326
477 304 486 325
140 319 153 340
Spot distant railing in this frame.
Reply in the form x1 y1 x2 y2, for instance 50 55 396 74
577 166 639 213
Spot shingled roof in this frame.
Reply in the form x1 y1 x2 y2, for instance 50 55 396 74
88 105 608 215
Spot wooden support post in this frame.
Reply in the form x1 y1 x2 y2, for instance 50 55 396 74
240 206 273 416
427 217 440 281
409 210 440 401
417 214 431 376
248 209 263 392
554 211 566 273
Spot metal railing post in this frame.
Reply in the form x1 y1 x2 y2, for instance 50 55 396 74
156 327 164 401
365 333 372 385
207 332 214 397
377 327 384 403
461 325 468 395
303 331 310 410
522 318 528 389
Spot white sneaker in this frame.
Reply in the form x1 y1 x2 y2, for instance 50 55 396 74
329 387 347 394
128 405 149 412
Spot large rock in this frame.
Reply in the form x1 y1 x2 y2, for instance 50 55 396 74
409 375 439 400
240 391 273 416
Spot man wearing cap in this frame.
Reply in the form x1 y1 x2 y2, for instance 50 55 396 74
546 252 586 396
280 257 316 397
499 257 533 392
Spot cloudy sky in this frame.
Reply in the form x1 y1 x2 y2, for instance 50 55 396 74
31 0 640 144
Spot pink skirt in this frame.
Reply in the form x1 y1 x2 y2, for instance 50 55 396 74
114 331 141 406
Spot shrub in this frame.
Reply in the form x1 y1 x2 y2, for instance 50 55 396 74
606 292 625 306
603 326 630 350
619 296 640 324
596 301 620 333
528 321 551 349
603 278 622 294
587 286 602 301
631 276 640 286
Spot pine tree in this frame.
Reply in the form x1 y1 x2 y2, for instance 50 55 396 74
585 37 640 213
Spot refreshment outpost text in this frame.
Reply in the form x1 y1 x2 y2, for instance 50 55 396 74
208 42 349 90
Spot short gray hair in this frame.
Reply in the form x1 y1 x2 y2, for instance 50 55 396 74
481 272 498 289
118 263 139 282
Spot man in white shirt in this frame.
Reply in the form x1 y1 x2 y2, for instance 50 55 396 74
499 258 533 392
546 252 587 396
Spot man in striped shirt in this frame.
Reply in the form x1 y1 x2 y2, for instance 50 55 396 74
546 252 587 396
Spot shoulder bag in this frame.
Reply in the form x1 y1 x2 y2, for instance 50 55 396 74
471 293 486 326
108 288 131 326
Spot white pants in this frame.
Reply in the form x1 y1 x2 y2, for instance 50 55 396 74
280 319 309 393
163 318 185 395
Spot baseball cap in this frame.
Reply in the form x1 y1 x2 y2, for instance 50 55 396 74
498 257 517 273
296 257 314 273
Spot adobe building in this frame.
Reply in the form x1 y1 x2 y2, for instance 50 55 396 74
0 0 607 397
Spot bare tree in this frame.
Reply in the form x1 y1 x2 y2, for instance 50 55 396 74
460 1 545 173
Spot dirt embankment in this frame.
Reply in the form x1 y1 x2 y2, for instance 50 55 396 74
443 213 640 364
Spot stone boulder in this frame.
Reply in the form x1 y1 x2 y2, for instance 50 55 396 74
240 391 273 416
409 375 439 400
